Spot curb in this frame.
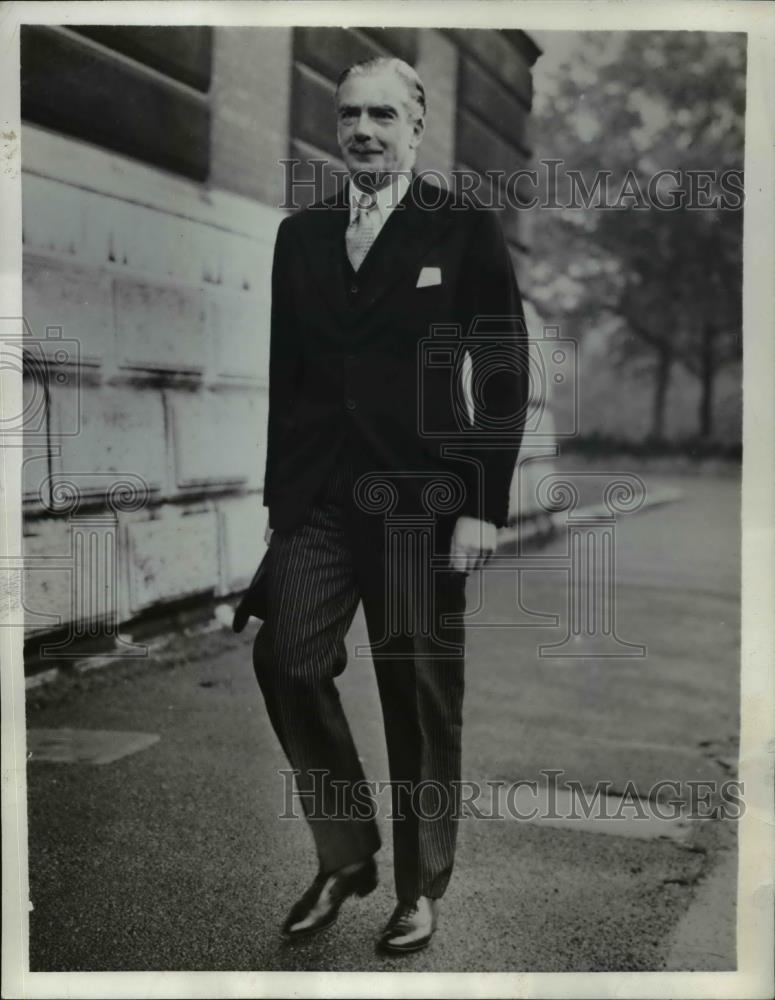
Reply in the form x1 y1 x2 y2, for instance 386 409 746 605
664 847 737 970
496 486 684 551
25 488 684 693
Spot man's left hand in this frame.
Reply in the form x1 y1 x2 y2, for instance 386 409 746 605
449 516 497 573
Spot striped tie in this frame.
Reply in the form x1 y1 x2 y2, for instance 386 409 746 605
346 190 379 272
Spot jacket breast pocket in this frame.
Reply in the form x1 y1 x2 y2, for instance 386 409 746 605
415 265 443 290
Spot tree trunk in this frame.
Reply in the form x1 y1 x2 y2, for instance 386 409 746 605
650 349 672 442
698 321 717 440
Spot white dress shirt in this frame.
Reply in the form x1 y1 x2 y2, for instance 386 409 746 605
348 171 411 242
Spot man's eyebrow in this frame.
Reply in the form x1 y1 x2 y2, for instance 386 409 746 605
337 103 398 115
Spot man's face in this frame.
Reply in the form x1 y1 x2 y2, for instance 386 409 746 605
336 70 424 188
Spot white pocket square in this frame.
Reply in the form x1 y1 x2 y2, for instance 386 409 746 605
416 266 441 288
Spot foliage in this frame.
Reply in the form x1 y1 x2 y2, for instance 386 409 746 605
528 31 745 441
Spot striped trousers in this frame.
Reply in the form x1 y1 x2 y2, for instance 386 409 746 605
252 439 467 902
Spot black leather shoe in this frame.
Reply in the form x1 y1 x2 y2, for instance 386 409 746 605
281 857 378 939
377 896 439 954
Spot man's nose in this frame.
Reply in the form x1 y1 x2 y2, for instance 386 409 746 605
354 112 375 139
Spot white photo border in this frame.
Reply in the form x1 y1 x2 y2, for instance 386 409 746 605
1 2 773 998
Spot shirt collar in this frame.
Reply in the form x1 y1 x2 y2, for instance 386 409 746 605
348 171 411 222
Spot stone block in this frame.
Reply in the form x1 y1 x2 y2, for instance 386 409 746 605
206 289 269 384
125 507 217 612
168 387 265 489
22 174 88 258
47 381 166 499
22 255 112 367
114 277 206 374
23 516 120 636
217 493 267 595
99 196 203 286
206 227 276 297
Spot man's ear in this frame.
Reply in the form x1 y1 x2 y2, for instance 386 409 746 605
410 116 426 149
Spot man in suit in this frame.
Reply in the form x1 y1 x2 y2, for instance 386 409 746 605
252 55 528 953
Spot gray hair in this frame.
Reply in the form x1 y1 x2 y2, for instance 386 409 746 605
335 57 426 122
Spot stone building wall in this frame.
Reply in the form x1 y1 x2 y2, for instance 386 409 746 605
20 26 541 652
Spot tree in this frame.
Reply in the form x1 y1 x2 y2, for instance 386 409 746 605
527 30 745 442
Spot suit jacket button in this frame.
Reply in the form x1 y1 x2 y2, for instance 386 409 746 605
345 398 357 411
350 284 358 295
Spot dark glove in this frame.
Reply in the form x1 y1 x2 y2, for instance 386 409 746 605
232 548 271 633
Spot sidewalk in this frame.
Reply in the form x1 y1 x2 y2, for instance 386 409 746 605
24 474 741 971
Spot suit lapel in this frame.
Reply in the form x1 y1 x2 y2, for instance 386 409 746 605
350 174 455 324
298 185 350 322
298 175 455 328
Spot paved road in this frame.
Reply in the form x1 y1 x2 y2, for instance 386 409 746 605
24 473 740 972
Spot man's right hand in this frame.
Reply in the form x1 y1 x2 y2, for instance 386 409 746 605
264 525 273 547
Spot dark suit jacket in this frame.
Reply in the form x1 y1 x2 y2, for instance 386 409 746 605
263 173 529 534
